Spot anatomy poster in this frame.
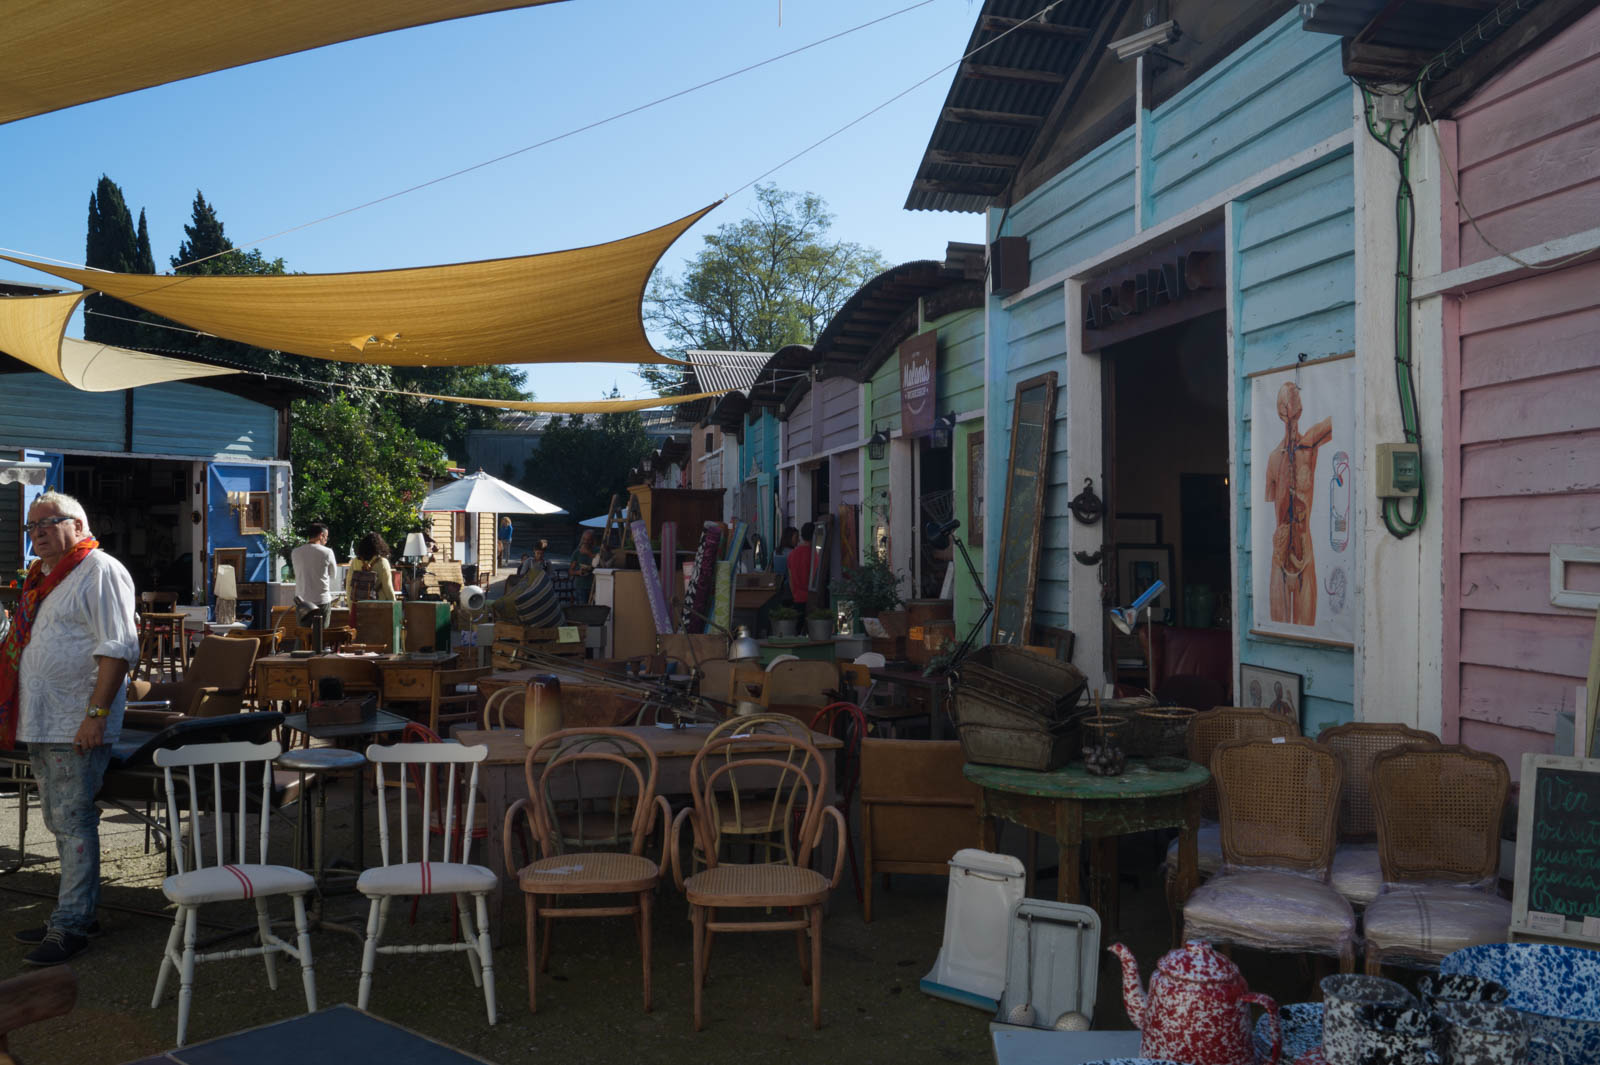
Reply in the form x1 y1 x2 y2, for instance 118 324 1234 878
1249 354 1355 646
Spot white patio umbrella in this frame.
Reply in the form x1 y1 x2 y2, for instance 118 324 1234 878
419 470 566 515
577 513 609 528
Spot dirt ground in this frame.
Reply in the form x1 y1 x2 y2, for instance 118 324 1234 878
1 782 1323 1064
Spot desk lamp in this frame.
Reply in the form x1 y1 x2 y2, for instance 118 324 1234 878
1109 579 1165 695
401 532 429 600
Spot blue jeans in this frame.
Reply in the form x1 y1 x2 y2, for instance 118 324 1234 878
28 744 112 935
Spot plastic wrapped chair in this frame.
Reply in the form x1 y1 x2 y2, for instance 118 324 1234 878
1318 723 1440 908
1363 744 1510 975
1181 736 1356 972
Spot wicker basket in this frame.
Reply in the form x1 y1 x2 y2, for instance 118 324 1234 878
954 645 1087 723
1080 715 1129 751
957 716 1085 772
1127 706 1199 758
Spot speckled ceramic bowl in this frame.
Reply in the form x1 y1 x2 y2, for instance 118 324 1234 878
1256 1001 1324 1062
1320 975 1416 1065
1442 942 1600 1064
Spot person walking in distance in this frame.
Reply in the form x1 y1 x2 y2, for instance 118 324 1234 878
0 492 138 965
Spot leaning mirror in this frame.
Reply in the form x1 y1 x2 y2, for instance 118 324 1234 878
991 372 1058 646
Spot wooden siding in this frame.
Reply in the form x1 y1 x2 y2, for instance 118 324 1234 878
1007 127 1137 282
132 382 278 459
1446 6 1600 269
1232 151 1357 733
0 374 123 452
1146 13 1349 226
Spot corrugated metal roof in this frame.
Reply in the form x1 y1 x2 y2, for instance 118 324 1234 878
905 0 1131 213
1301 0 1505 56
683 350 769 394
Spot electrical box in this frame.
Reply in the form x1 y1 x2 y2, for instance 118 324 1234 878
1375 442 1420 498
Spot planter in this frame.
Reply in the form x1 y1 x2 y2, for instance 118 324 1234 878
772 618 799 638
807 618 833 642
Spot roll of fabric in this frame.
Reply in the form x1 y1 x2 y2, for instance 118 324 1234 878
659 521 676 615
680 521 723 633
711 560 734 635
631 520 673 635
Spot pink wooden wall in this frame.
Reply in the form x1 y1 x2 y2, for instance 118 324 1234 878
1440 10 1600 776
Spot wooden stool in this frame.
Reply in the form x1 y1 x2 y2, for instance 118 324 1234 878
139 612 188 682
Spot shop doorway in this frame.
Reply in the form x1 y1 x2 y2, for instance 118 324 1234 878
1102 310 1230 687
60 455 197 599
915 439 953 598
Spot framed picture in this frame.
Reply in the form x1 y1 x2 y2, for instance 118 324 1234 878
1240 663 1303 725
967 430 985 546
1114 511 1162 545
1248 353 1356 646
239 491 270 535
1118 544 1174 622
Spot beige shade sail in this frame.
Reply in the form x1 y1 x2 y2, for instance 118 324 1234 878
0 292 235 391
3 203 715 370
2 1 564 125
416 389 732 413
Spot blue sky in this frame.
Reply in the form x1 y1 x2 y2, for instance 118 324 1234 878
1 0 985 402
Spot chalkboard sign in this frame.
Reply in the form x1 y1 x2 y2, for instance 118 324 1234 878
1512 753 1600 944
991 372 1057 647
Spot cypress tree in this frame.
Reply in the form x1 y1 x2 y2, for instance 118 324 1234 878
83 175 148 348
172 191 234 274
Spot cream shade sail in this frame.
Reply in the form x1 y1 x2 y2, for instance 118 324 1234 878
419 389 731 414
3 203 714 370
0 292 235 390
2 1 564 125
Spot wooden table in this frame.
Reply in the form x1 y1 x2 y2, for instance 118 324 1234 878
475 665 600 700
452 722 843 939
870 665 952 739
965 758 1208 927
254 653 459 710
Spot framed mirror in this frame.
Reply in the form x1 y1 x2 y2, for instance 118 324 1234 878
991 372 1058 645
807 516 830 598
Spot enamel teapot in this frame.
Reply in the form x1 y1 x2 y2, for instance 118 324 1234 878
1109 940 1280 1065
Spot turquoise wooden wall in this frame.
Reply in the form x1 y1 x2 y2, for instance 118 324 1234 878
1232 151 1356 732
0 375 124 452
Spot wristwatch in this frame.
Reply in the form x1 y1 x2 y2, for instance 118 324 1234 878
85 705 110 719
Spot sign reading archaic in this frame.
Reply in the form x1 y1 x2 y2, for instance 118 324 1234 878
1080 225 1224 350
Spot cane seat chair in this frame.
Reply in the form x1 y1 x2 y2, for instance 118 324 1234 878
504 728 670 1012
1362 744 1510 975
1318 723 1440 908
670 734 848 1030
150 740 316 1046
696 714 816 867
1182 736 1357 973
358 742 497 1024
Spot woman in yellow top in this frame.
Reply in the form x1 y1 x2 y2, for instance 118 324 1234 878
348 532 397 602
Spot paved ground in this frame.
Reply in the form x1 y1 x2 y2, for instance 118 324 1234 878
0 778 1324 1064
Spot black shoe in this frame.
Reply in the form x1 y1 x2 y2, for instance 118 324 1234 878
14 920 101 945
22 928 89 966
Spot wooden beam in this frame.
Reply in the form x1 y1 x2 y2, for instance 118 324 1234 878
1423 0 1600 115
1342 38 1435 81
929 148 1025 169
961 62 1066 86
1019 0 1138 178
911 177 1006 197
981 15 1092 39
945 106 1044 126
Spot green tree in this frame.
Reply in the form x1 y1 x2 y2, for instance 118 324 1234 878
520 390 652 520
289 395 448 557
386 364 529 461
83 175 153 349
641 184 888 391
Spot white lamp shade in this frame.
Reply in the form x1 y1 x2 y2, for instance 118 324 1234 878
213 566 238 599
402 532 429 559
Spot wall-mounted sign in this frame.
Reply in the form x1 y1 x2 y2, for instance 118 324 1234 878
900 331 938 438
1081 225 1224 350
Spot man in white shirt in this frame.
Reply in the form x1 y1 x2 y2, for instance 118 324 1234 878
1 492 138 965
290 522 339 632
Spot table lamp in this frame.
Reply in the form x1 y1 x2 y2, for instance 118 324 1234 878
213 564 238 625
401 532 429 599
1109 579 1165 695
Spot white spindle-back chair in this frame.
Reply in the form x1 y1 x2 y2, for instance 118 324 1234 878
151 740 315 1046
358 741 497 1024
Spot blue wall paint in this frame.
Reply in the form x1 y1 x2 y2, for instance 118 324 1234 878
1232 150 1357 732
207 463 271 593
0 375 124 451
133 382 277 458
1005 127 1137 281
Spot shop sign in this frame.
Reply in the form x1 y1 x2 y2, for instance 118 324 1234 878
899 331 937 437
1080 226 1224 350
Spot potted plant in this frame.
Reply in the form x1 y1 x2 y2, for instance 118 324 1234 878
832 549 905 628
768 604 800 638
806 604 834 642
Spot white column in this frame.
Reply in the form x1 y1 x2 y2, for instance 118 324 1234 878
1064 280 1105 690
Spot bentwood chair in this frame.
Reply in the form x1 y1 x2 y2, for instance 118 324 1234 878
671 734 848 1030
1317 722 1440 908
151 741 316 1046
1182 736 1357 973
358 742 497 1024
696 714 816 867
1363 744 1510 974
504 728 671 1012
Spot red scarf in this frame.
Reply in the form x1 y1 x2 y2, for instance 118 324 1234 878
0 537 99 749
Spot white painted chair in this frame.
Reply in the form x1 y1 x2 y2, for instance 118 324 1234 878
151 741 315 1047
358 742 497 1024
851 652 886 669
764 653 801 670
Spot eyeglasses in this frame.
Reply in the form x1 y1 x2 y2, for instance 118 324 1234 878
23 516 74 535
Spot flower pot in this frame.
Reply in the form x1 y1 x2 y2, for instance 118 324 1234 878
772 618 799 638
807 618 833 641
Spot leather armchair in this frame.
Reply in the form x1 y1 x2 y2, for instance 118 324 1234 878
126 635 258 722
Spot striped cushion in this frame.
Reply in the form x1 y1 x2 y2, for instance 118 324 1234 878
510 567 563 627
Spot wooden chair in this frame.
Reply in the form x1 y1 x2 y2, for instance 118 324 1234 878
1363 744 1510 975
430 665 491 736
151 740 316 1046
859 738 980 923
138 591 184 681
1182 736 1356 973
482 686 525 729
1318 722 1440 908
127 635 259 723
670 734 848 1030
696 715 816 866
808 702 867 905
503 728 671 1013
358 741 497 1024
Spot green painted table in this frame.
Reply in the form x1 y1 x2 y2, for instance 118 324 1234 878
964 758 1209 929
757 638 835 666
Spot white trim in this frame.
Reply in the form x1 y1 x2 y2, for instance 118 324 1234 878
1064 279 1104 691
1133 54 1147 234
1413 225 1600 300
778 438 864 471
1225 200 1242 708
1551 545 1600 610
1002 129 1356 308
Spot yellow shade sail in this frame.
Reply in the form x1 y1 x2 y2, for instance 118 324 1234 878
416 389 732 414
3 203 715 370
0 292 236 390
2 1 564 125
